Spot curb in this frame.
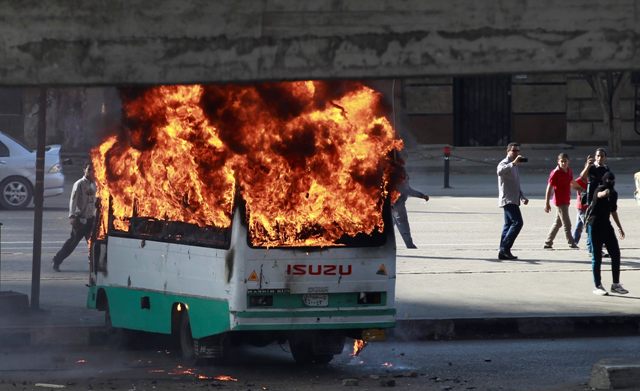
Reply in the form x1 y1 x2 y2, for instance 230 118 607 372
590 359 640 390
392 316 640 341
0 326 106 348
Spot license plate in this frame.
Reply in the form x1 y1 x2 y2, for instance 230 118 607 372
303 293 328 307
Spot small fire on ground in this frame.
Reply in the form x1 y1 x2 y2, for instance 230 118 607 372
166 366 238 382
352 339 367 356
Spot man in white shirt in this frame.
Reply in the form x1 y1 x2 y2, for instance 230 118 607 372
497 143 529 260
52 162 96 271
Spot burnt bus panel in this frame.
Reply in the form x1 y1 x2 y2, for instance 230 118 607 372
110 217 232 249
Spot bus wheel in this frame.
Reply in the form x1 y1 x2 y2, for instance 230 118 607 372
289 334 334 365
179 311 197 361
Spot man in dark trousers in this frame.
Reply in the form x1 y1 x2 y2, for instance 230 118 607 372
587 172 627 296
391 159 429 248
579 147 610 255
497 142 529 260
52 162 96 271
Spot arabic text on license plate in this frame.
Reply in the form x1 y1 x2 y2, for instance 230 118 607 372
303 293 328 307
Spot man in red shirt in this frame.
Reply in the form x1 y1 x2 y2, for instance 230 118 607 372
544 153 579 249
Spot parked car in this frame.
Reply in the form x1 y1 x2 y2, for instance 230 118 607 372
635 171 640 206
0 131 65 209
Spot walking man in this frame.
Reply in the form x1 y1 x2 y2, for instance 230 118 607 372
52 162 96 272
497 142 529 260
543 153 579 249
392 161 429 248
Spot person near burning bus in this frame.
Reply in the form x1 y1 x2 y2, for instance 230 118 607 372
497 142 529 260
391 159 429 249
52 162 96 272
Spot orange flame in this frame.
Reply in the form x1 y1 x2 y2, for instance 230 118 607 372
214 375 238 382
92 81 403 247
352 339 367 356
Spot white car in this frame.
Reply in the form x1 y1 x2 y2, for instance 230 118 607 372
0 131 65 209
635 172 640 206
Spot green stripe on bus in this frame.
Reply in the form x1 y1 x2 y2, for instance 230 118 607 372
236 308 395 318
92 286 230 339
247 292 387 308
233 322 396 331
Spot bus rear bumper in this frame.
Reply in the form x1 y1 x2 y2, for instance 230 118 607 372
232 309 395 331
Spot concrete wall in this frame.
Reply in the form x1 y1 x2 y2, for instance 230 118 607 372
403 78 453 144
566 76 638 144
0 0 638 85
511 74 566 144
399 73 640 146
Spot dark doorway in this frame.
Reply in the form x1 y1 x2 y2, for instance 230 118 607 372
0 88 24 139
453 76 512 146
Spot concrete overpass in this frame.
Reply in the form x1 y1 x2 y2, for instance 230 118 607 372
0 0 639 86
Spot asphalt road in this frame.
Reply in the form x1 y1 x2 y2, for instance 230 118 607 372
2 336 639 390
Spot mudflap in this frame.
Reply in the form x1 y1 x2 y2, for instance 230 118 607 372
290 330 346 356
194 333 230 361
312 332 346 355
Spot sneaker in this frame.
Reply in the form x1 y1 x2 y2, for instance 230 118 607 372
543 244 553 249
52 261 60 272
611 283 629 294
593 285 608 296
569 243 579 249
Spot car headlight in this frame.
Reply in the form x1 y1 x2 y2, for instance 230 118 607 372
48 163 62 173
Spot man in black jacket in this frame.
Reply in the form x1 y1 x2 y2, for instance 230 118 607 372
586 172 627 296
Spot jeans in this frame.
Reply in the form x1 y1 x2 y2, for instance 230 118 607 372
572 210 585 244
500 204 523 253
392 201 415 248
587 223 621 287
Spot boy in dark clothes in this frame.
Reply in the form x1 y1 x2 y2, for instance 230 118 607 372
587 172 627 296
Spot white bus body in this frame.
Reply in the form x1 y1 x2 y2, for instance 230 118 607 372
88 203 396 363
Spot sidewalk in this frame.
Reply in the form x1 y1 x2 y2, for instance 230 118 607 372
1 144 640 347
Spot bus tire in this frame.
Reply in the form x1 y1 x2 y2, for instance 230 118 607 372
289 335 334 365
179 311 197 361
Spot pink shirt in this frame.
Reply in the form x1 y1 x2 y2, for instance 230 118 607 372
548 166 573 206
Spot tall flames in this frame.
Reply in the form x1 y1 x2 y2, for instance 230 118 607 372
92 81 403 247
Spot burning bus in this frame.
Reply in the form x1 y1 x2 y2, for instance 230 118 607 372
86 82 402 364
